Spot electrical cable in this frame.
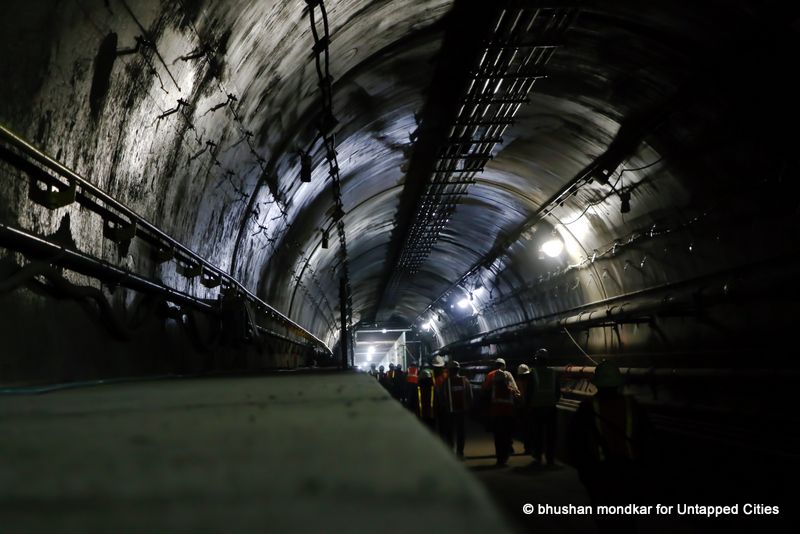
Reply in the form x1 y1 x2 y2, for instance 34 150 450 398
563 326 599 365
561 155 665 226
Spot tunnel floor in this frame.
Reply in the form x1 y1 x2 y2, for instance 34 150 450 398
1 371 792 533
459 420 710 534
455 411 792 534
0 371 510 534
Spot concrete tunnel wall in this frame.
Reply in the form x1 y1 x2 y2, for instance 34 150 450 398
1 0 800 403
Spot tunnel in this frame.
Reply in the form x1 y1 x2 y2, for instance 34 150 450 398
1 0 798 532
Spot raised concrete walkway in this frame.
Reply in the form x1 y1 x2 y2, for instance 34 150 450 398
0 371 513 533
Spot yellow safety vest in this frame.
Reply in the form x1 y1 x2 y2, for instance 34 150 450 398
417 384 435 416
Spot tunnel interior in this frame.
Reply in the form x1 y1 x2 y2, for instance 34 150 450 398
2 0 800 529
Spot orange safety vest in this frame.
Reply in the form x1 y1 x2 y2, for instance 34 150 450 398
417 382 435 419
433 368 448 388
590 396 637 461
406 366 419 384
485 370 514 417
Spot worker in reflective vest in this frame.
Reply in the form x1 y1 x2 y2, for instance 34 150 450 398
415 368 436 431
405 362 419 410
431 356 448 385
529 348 561 466
482 358 521 466
567 360 652 534
441 360 473 458
393 364 406 403
383 363 396 393
431 355 449 437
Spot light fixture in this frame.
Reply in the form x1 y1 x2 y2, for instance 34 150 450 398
591 166 615 185
381 328 387 334
367 346 375 355
541 237 564 258
422 321 433 331
457 298 470 309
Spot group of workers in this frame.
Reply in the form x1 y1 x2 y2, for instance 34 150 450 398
369 349 648 467
367 362 406 399
480 349 562 466
368 358 472 456
369 350 650 533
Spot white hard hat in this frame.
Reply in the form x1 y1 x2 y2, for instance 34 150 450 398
432 356 446 367
495 358 506 367
517 364 530 375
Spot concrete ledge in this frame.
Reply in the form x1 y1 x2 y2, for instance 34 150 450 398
0 371 513 533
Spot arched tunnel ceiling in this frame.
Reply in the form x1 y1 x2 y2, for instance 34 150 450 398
2 0 799 350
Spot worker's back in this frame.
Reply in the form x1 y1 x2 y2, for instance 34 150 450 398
568 389 652 478
529 366 560 408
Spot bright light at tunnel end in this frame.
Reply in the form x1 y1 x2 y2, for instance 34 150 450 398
457 298 470 309
541 238 564 258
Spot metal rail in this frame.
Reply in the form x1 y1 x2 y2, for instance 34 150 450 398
553 366 800 379
0 222 214 313
434 253 798 353
0 124 330 354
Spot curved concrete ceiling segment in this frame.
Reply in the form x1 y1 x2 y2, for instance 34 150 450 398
2 0 799 354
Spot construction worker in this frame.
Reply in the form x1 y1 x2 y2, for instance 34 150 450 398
393 364 406 403
515 363 533 454
368 363 378 379
441 360 472 458
482 357 521 466
431 355 448 387
383 363 396 392
529 348 561 465
415 368 436 432
567 360 652 534
405 360 419 410
431 355 449 437
378 364 386 386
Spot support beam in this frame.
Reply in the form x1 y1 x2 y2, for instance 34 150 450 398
339 277 350 369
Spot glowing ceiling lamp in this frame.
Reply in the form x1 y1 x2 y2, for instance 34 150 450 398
367 345 375 355
422 321 433 331
541 237 564 258
457 298 470 309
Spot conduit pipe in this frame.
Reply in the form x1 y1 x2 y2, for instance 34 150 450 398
0 124 330 353
0 222 215 312
552 366 800 380
438 254 799 353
